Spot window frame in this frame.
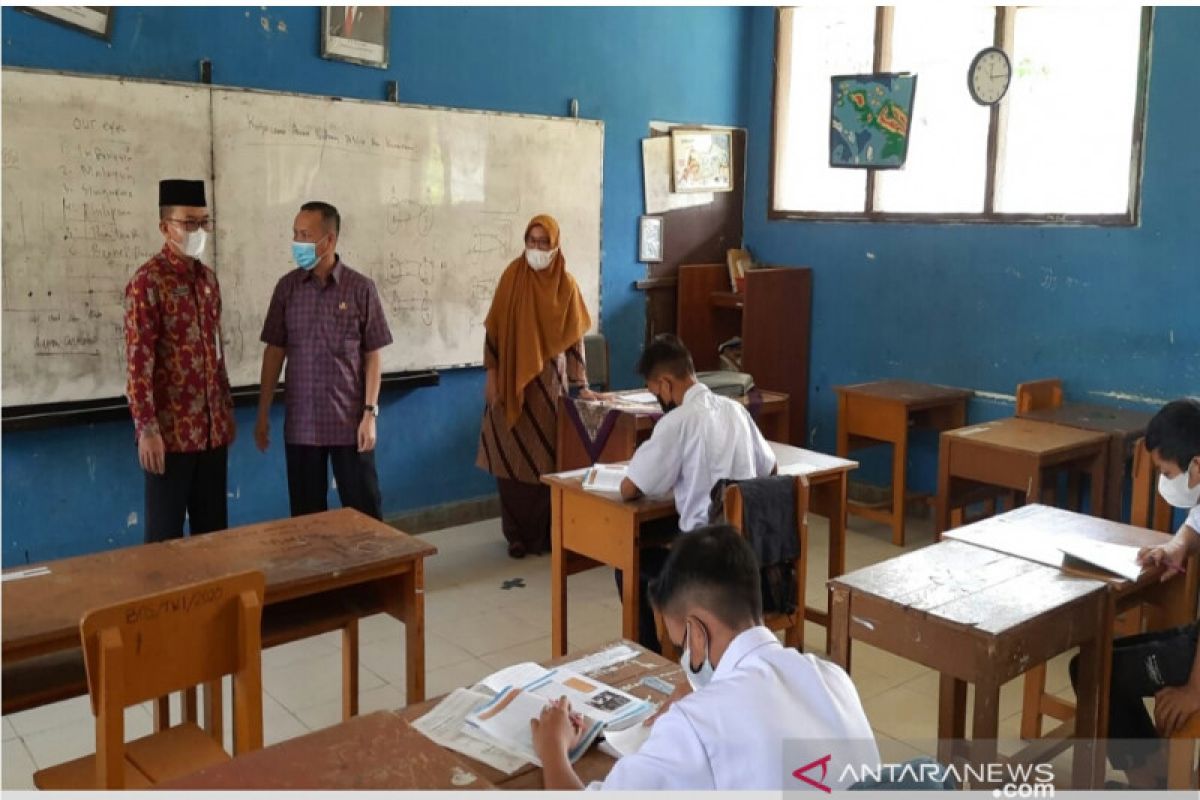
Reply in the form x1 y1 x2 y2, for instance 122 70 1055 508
768 6 1153 226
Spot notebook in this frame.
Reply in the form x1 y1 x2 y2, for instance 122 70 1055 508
583 464 627 494
1056 539 1145 582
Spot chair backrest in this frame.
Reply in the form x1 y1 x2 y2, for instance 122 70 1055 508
1131 436 1175 532
722 474 810 621
1015 378 1064 414
722 474 811 538
1131 436 1156 528
81 571 266 787
583 332 610 391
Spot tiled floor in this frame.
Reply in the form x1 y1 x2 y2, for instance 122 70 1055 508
0 511 1098 789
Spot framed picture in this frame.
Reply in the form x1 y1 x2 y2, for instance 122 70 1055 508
20 6 114 40
638 216 663 263
829 73 918 169
670 128 733 193
321 6 390 69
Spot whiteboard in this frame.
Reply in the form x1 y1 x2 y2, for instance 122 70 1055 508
0 69 604 406
210 88 603 384
1 70 211 406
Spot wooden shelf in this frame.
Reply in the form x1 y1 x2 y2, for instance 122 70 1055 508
710 291 744 310
633 276 678 291
677 263 812 446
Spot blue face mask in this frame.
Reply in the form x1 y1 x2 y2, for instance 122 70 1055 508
291 240 319 270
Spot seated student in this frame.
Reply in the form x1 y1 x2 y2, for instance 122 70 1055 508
1070 397 1200 789
531 524 879 790
616 334 777 652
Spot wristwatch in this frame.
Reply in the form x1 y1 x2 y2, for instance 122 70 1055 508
363 404 379 418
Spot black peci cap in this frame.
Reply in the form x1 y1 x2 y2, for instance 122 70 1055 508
159 179 206 207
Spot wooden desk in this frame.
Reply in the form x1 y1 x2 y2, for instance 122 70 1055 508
944 504 1199 744
936 417 1109 536
828 539 1110 789
542 472 677 658
162 710 494 790
167 642 674 790
835 380 972 546
2 509 435 719
772 442 859 650
400 640 681 790
544 443 856 657
1017 403 1165 524
557 389 791 472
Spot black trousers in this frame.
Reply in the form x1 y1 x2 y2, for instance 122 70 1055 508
1070 620 1200 771
613 519 680 654
285 444 383 520
144 446 228 543
615 548 671 654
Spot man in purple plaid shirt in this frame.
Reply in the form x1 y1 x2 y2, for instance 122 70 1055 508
255 201 393 519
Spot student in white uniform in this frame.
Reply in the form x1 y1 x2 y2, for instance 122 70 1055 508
531 524 880 790
1071 398 1200 789
615 334 777 651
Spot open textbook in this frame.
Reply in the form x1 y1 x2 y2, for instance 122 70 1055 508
1057 538 1146 582
467 684 604 765
413 646 653 773
582 464 628 494
467 667 654 766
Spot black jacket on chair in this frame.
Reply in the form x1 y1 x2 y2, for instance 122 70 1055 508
709 475 799 615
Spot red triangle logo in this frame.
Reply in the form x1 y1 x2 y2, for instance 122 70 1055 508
792 754 833 793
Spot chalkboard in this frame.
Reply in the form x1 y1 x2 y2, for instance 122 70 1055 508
1 69 604 407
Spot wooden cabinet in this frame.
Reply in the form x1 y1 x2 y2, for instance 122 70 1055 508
676 264 812 445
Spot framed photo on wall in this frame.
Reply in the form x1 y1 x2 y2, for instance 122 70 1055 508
670 128 733 193
638 216 663 263
321 6 390 69
20 7 114 40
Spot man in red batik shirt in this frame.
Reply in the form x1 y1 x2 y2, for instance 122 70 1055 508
124 179 235 542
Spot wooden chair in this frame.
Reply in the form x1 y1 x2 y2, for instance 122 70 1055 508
583 332 610 391
659 475 811 660
1132 436 1176 533
33 571 266 790
1015 378 1080 508
1015 378 1064 415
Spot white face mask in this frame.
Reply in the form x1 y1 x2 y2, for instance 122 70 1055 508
679 619 715 691
1158 463 1200 509
180 229 208 259
526 247 556 271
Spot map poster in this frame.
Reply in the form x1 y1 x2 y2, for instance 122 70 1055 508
829 73 917 169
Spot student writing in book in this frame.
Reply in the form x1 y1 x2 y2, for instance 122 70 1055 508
616 335 777 652
530 525 878 790
1069 398 1200 789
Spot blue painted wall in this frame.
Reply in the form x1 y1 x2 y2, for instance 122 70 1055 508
742 7 1200 500
0 6 751 564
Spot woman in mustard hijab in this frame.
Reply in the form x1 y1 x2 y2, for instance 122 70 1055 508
476 215 595 558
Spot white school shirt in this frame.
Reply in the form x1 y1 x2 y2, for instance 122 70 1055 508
591 626 880 791
1188 504 1200 536
625 383 777 532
